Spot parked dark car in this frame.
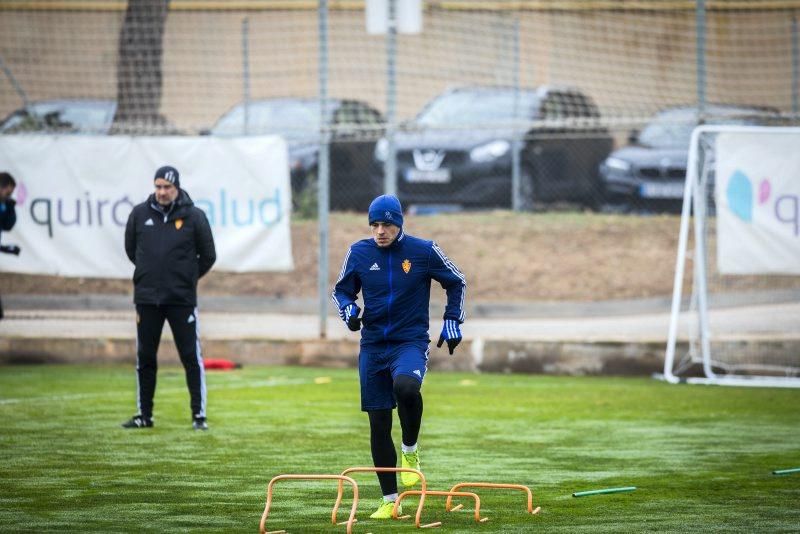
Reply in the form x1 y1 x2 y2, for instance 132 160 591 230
372 85 613 210
599 104 782 211
0 99 118 134
208 97 385 212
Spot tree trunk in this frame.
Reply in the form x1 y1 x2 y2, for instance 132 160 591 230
112 0 171 133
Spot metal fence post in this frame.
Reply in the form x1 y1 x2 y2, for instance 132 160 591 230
241 17 250 134
696 0 706 119
511 16 522 211
318 0 330 338
384 0 397 196
793 13 798 115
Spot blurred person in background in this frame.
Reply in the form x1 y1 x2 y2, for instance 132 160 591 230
121 165 216 431
0 171 19 320
331 194 467 519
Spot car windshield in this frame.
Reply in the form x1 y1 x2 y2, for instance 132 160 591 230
211 100 319 137
638 107 776 149
1 101 115 133
637 118 696 149
415 90 538 127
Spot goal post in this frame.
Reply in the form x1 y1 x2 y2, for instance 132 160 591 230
664 125 800 388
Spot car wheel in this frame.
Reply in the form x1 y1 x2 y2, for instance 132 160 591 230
583 181 606 212
293 168 318 218
518 168 537 211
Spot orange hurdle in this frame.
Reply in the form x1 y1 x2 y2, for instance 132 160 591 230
333 467 427 526
259 474 359 534
445 482 541 515
396 490 488 528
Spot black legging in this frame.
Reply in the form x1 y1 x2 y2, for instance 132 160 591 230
368 374 423 495
395 374 423 446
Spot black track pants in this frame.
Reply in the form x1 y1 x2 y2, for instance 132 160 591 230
394 374 423 447
367 375 424 496
368 409 397 496
134 304 206 420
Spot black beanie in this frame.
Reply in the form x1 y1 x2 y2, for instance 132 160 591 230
154 165 180 188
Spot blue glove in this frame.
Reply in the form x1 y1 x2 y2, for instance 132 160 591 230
436 319 462 355
343 303 361 332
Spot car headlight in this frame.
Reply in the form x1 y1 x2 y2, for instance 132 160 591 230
603 157 632 173
374 138 388 162
469 140 510 162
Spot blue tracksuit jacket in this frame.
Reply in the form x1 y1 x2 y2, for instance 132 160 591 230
331 230 466 346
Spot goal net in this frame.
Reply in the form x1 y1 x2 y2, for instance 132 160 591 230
663 125 800 387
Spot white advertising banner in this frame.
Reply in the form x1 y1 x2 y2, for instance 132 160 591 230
0 135 293 277
715 131 800 274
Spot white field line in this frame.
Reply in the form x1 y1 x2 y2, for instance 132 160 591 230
0 377 311 405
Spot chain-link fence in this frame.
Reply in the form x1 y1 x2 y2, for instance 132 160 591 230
1 1 798 214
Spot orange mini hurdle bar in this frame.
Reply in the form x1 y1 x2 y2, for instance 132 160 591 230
333 467 427 526
445 482 541 515
396 490 488 528
259 474 359 534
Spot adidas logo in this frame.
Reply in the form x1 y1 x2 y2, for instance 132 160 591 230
370 263 380 271
413 369 421 377
144 218 154 226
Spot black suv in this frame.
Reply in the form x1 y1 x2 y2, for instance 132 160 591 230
373 85 613 210
599 104 782 212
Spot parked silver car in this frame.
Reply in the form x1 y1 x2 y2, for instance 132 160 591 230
0 99 118 134
0 98 182 135
208 97 385 212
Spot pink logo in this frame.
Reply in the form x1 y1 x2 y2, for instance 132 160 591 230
16 181 27 206
758 179 771 205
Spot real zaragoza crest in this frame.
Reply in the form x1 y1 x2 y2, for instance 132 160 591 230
402 259 411 273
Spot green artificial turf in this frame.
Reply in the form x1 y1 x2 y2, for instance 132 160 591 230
1 364 798 532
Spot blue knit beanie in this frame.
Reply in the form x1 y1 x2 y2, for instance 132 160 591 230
368 194 403 227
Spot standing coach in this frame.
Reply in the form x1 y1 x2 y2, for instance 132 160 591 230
122 165 216 430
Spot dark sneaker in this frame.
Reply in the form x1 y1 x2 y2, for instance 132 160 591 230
192 417 208 431
121 415 153 429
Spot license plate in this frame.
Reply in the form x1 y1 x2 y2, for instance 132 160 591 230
639 182 684 199
405 168 451 183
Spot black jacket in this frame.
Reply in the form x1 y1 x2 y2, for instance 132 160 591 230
125 190 216 306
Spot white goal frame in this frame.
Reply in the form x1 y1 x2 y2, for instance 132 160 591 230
663 125 800 388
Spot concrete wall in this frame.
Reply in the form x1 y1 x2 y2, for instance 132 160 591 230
4 335 799 377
